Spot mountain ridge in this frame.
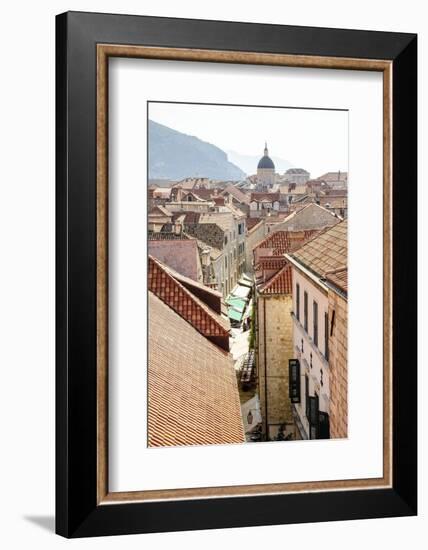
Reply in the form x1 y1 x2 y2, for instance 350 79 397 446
148 120 246 181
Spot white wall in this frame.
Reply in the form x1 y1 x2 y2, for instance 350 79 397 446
0 0 425 548
292 267 330 437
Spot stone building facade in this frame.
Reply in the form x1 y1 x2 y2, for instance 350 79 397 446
245 218 266 274
286 220 347 440
255 273 295 440
283 168 310 185
326 269 348 438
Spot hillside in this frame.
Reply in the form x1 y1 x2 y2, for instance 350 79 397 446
148 120 245 181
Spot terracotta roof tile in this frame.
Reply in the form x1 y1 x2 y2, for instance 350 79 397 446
254 229 319 257
148 256 230 349
250 192 280 202
246 218 264 231
148 292 245 447
259 264 293 294
325 267 348 294
272 203 339 232
221 184 251 204
289 219 347 278
256 256 288 272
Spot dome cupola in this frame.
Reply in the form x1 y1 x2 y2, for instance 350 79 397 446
257 142 275 170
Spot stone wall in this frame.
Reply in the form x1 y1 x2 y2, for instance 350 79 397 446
328 291 348 438
245 220 266 273
256 294 294 439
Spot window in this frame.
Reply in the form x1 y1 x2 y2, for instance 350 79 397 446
289 359 301 404
318 411 330 439
324 312 329 360
304 291 308 332
305 375 310 420
309 393 319 439
296 283 300 321
238 223 243 235
313 300 318 347
225 256 228 269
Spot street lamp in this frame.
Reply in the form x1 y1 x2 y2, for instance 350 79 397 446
246 407 260 425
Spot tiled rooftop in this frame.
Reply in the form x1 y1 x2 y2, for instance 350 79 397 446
289 219 347 279
148 256 230 349
199 212 235 232
183 223 225 250
221 184 251 204
259 264 293 295
148 239 201 281
246 218 264 231
148 291 245 448
148 231 189 241
253 230 319 266
316 171 348 182
272 203 339 232
325 267 348 295
250 192 280 203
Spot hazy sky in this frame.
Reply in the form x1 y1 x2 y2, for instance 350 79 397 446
149 102 348 178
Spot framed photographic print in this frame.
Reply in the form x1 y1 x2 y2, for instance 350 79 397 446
56 11 417 538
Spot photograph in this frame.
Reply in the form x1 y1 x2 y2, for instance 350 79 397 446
147 101 348 446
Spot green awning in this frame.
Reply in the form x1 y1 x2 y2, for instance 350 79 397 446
228 307 243 322
225 297 247 312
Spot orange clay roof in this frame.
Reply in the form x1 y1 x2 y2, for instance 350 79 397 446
148 291 245 447
259 264 293 295
289 219 347 278
254 229 319 256
148 255 230 338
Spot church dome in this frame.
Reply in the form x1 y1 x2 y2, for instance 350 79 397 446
257 142 275 170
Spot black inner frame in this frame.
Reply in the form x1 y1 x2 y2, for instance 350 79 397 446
56 11 417 538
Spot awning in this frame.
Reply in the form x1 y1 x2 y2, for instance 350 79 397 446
231 284 251 300
226 297 247 312
228 307 243 322
243 299 253 319
238 273 254 288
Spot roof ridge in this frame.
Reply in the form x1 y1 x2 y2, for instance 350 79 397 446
259 264 292 294
148 255 230 334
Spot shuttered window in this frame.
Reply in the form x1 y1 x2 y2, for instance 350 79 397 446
304 291 308 332
309 394 319 439
289 359 301 403
296 283 300 321
324 312 329 360
313 300 318 347
305 375 310 420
